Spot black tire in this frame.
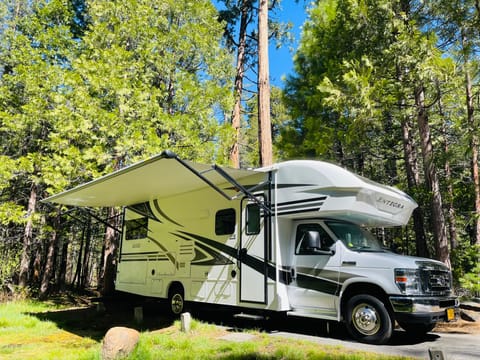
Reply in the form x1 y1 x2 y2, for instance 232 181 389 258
345 294 393 345
168 284 185 316
398 322 435 337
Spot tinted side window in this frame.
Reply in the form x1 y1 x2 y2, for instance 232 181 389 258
215 208 236 235
125 217 148 240
246 204 261 235
295 223 334 255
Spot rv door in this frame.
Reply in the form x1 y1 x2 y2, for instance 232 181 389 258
238 197 267 304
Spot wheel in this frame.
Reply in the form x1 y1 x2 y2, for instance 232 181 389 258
398 322 435 337
345 294 393 344
168 285 185 316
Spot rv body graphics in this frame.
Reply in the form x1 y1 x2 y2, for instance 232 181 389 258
45 151 458 344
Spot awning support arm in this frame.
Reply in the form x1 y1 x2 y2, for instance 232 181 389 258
212 164 272 215
172 155 272 215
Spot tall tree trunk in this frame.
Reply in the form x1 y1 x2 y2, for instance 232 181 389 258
463 46 480 246
415 85 450 267
73 224 85 289
396 0 428 258
257 0 272 166
401 112 428 257
100 207 120 295
80 220 92 289
18 183 37 288
230 0 249 168
57 233 69 291
437 82 458 250
39 213 60 299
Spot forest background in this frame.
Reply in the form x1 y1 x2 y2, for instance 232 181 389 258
0 0 479 299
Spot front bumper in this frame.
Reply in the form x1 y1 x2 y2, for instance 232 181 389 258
389 296 459 324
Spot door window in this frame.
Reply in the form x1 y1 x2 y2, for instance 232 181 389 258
295 224 334 255
246 203 261 235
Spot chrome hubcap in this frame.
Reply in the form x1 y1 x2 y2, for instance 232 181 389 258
352 303 380 336
171 293 183 314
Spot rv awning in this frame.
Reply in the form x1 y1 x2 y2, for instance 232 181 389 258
44 151 265 207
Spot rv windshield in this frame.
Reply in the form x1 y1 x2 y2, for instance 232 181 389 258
325 221 385 252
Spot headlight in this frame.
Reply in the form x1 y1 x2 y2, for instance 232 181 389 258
394 268 422 295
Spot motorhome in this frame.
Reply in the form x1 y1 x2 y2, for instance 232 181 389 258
46 150 458 344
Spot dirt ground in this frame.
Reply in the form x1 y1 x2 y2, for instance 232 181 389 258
433 303 480 335
434 318 480 334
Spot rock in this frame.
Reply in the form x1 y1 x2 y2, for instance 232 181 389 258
102 326 140 360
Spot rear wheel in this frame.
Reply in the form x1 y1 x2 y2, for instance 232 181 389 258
345 294 393 345
168 284 185 316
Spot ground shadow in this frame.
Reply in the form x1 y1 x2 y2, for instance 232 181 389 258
29 293 445 347
29 293 175 342
388 330 441 346
189 304 445 347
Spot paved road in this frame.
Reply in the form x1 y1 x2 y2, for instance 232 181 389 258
194 309 479 360
269 329 480 360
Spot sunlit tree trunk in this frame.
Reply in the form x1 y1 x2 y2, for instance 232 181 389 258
230 0 249 168
257 0 272 166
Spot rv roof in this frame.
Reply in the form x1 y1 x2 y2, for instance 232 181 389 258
44 151 263 207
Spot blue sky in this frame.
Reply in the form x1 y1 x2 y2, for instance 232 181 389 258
214 1 310 88
268 1 309 87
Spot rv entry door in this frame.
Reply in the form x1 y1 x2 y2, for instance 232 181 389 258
239 197 267 304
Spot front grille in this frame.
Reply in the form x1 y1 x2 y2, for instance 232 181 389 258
417 261 452 296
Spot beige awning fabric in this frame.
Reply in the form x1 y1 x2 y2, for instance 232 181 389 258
44 151 264 207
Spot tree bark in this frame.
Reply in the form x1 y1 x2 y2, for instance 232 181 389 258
80 219 92 288
18 183 37 288
437 83 458 250
100 207 120 295
463 44 480 246
415 85 450 267
73 224 85 289
39 214 60 299
57 232 69 291
400 110 428 257
230 0 249 168
257 0 272 166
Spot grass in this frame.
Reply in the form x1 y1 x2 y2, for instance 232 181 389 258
0 300 417 360
0 301 99 359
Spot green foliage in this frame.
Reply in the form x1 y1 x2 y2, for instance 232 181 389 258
459 260 480 296
0 242 21 292
0 0 236 292
74 0 234 166
279 0 480 273
453 244 480 295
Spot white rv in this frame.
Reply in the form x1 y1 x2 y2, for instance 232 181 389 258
46 150 458 344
